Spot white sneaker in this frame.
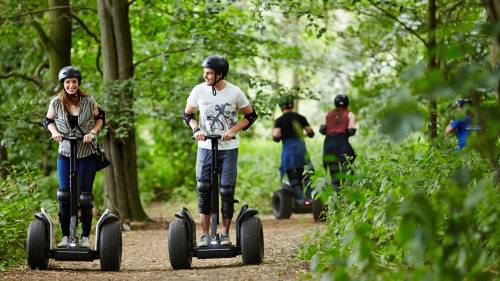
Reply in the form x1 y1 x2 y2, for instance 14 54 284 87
80 236 90 248
57 236 69 248
220 234 232 246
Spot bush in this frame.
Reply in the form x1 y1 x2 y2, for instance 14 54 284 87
300 135 499 280
0 168 55 271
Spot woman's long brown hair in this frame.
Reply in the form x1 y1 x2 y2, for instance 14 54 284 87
58 86 88 114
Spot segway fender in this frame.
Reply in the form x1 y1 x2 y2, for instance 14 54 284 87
34 208 54 250
280 182 293 194
235 204 259 247
95 209 120 251
174 207 196 248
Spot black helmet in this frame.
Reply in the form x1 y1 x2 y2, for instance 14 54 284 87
334 94 349 107
456 98 472 108
58 66 82 84
202 55 229 78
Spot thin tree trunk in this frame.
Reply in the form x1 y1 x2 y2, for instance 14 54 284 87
0 144 7 179
482 0 500 184
428 0 438 140
98 0 148 221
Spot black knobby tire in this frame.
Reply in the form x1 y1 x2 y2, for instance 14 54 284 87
241 216 264 265
99 221 122 271
168 219 192 269
312 200 326 222
27 220 49 270
272 189 292 219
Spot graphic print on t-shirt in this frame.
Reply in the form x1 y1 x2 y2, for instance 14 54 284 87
205 103 237 134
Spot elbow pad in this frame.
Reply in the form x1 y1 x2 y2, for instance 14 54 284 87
43 117 55 132
273 136 281 142
319 124 326 135
347 128 356 137
183 112 196 127
94 107 106 125
307 131 315 138
243 111 258 131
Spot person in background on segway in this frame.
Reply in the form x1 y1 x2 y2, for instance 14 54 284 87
183 55 257 247
319 94 357 190
43 66 104 248
273 97 315 205
445 98 478 153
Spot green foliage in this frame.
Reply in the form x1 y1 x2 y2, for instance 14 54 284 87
300 136 499 280
0 168 55 271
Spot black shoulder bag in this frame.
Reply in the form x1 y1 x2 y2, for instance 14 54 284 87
75 124 112 171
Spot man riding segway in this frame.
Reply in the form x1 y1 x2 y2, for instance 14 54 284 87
167 55 264 269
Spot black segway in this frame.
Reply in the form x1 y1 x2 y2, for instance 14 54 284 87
168 135 264 269
27 135 122 271
272 163 325 221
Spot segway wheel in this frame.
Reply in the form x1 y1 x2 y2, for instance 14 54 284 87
168 219 192 269
99 221 122 271
27 220 49 269
272 189 292 219
312 200 326 222
241 216 264 265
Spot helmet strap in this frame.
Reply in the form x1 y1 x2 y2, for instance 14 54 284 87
211 76 224 96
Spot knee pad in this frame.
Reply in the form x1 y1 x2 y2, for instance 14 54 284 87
197 181 211 214
220 185 235 218
286 169 302 188
79 192 93 209
57 190 69 205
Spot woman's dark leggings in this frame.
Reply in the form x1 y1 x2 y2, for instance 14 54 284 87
57 154 97 237
328 161 352 191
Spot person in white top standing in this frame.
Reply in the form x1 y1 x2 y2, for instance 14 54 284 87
183 55 257 246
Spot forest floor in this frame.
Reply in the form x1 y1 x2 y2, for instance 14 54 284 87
1 202 322 281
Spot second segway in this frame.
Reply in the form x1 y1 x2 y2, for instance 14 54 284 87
272 163 325 221
168 135 264 269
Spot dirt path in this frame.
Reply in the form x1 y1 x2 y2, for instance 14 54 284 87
1 204 320 281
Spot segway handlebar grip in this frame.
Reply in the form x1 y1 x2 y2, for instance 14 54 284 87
192 135 236 141
62 136 84 141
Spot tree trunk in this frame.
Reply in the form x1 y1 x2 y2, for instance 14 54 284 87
32 0 72 176
98 0 148 221
47 0 72 83
482 0 500 183
0 144 7 179
427 0 438 140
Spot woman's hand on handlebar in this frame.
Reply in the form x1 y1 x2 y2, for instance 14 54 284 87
51 132 63 142
83 133 95 143
193 130 206 141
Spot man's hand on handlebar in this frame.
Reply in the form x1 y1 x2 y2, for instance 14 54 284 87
222 129 236 141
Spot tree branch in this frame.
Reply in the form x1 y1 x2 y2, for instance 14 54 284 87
0 5 96 21
366 0 428 47
133 46 196 68
71 14 100 43
30 20 51 52
0 72 44 88
96 46 103 77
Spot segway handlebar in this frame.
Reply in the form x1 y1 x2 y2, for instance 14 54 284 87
192 134 236 141
62 136 84 141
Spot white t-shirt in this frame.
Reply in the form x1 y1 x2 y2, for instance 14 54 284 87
187 81 250 150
